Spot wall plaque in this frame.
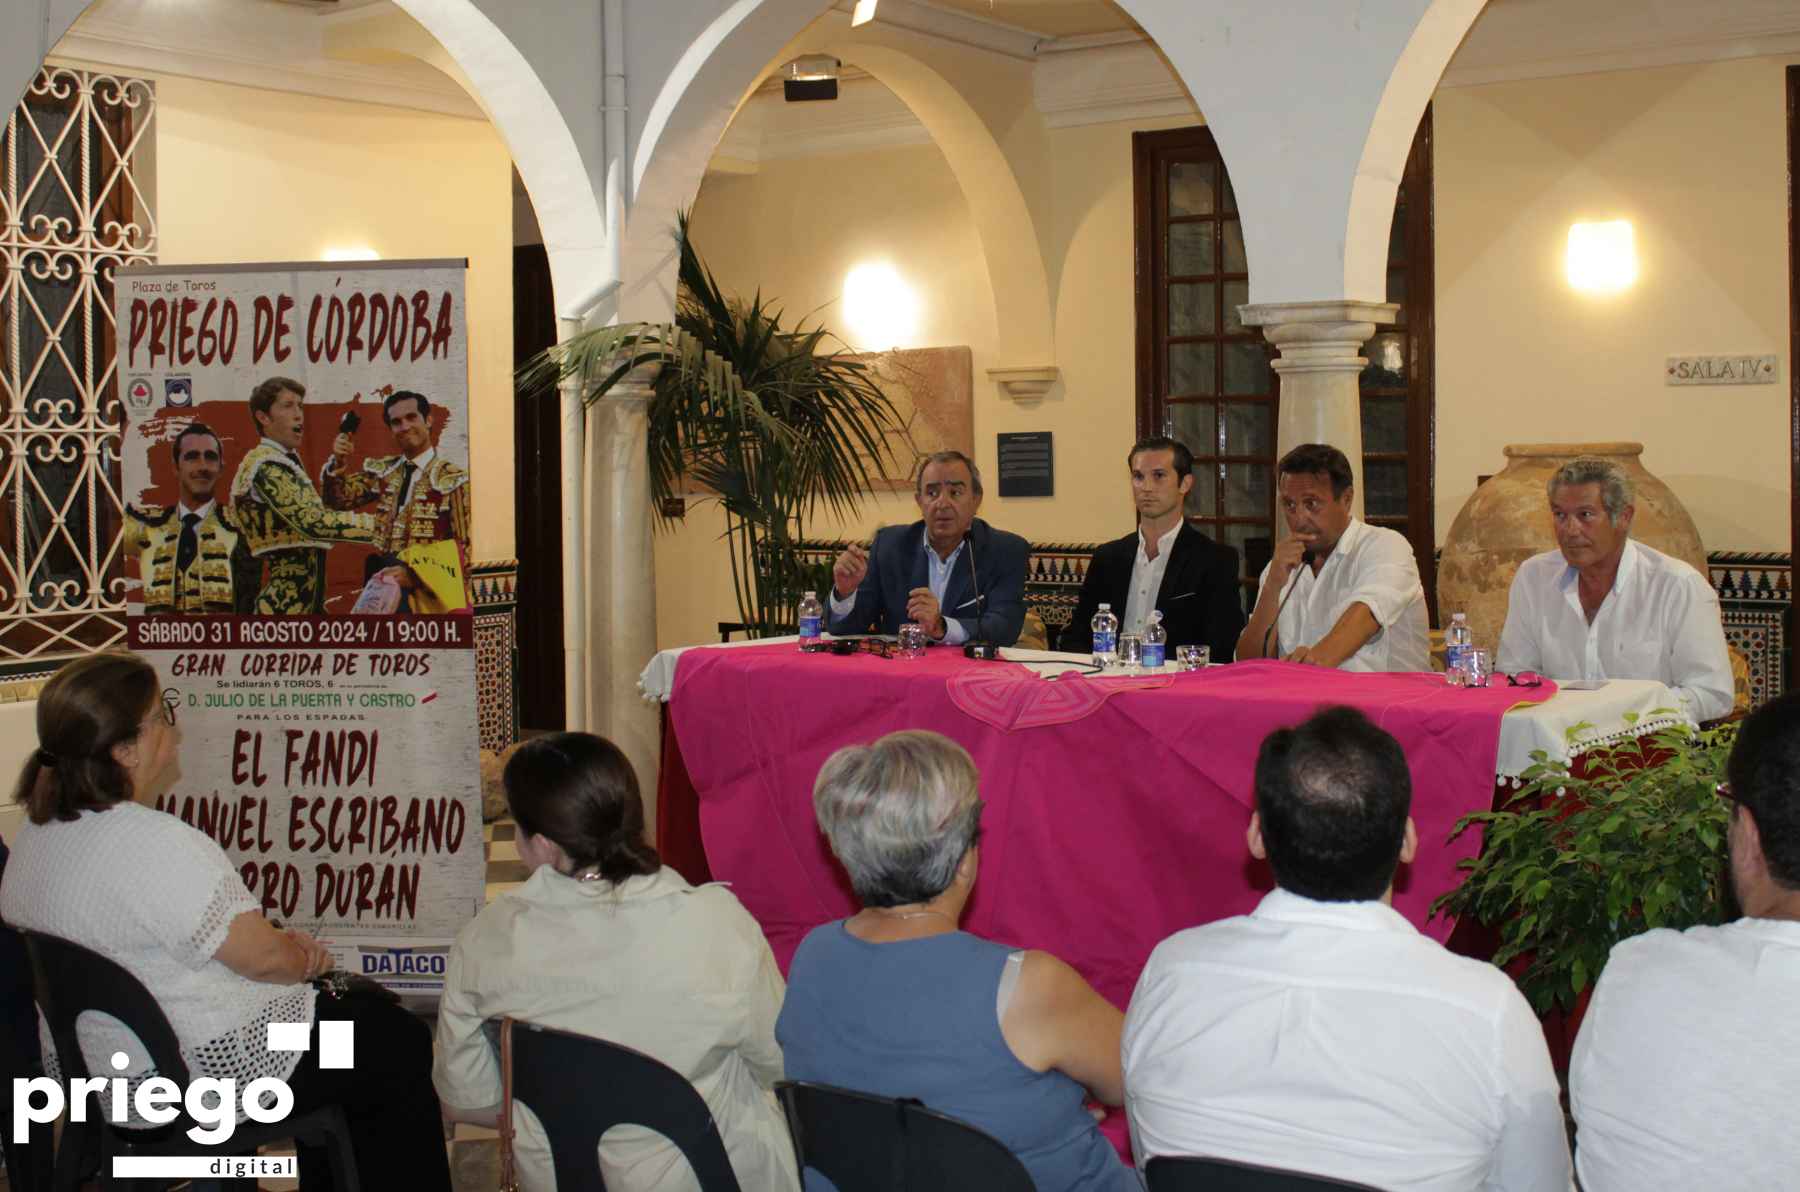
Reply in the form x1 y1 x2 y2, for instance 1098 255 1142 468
1665 355 1779 386
997 431 1053 498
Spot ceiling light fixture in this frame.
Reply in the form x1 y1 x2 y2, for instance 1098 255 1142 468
783 55 840 103
851 0 878 28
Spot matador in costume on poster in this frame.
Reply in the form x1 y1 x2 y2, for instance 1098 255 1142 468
321 388 471 560
124 421 257 615
229 376 378 614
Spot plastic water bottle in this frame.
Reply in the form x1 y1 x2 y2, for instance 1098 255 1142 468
1444 611 1472 685
797 590 825 653
1142 610 1167 670
1092 603 1119 668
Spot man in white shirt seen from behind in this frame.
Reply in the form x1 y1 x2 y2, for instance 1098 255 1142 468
1497 456 1733 721
1123 707 1571 1191
1570 691 1800 1191
1236 443 1429 671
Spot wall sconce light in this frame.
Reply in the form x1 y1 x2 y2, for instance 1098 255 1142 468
844 262 919 350
322 246 381 262
1566 220 1636 294
851 0 879 27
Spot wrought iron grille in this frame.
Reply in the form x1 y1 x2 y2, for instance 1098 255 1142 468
0 66 155 666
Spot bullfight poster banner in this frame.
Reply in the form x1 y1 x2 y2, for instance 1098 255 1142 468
115 259 484 996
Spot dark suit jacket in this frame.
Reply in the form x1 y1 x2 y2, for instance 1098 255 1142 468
1060 523 1244 661
828 518 1029 647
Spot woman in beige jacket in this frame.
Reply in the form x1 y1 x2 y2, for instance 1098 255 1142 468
433 732 797 1191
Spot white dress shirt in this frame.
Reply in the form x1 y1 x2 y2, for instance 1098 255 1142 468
1495 540 1733 721
829 535 970 644
1254 518 1430 671
1571 918 1800 1192
1124 521 1181 637
178 498 216 522
1123 889 1571 1192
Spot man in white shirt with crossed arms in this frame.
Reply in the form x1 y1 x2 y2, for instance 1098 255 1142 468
1496 456 1733 722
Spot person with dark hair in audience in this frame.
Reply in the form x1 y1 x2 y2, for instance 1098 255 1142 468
1236 443 1430 670
1060 435 1244 660
1123 707 1569 1189
778 730 1136 1192
434 732 795 1192
0 651 450 1191
1571 691 1800 1189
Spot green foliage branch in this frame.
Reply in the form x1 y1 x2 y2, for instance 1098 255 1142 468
1431 714 1736 1014
517 214 902 636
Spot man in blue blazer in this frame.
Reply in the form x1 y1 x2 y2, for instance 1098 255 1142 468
828 450 1029 647
1060 435 1244 660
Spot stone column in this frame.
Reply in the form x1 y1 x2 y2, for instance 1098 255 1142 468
1238 299 1398 518
585 363 661 829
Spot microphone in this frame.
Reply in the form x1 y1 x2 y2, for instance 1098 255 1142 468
1260 547 1315 660
962 528 1000 661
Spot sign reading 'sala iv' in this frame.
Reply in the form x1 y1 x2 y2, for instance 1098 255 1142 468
1665 354 1779 386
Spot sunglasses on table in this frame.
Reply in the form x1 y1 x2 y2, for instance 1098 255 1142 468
828 638 897 659
1505 671 1544 688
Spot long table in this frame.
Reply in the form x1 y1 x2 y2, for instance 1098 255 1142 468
658 643 1592 1010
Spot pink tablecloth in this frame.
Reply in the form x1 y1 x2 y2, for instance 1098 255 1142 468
670 645 1553 1010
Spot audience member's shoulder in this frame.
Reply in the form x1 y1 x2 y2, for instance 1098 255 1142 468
1607 919 1794 984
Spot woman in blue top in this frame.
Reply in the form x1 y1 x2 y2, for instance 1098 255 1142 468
776 730 1137 1192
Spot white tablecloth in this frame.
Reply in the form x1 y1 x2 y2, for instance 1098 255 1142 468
639 643 1693 781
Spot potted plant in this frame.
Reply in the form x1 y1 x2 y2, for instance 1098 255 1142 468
1431 716 1737 1020
518 214 902 636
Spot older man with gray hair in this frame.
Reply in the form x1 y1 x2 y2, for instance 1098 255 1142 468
1497 457 1733 721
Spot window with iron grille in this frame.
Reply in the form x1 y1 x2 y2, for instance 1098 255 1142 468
0 66 156 670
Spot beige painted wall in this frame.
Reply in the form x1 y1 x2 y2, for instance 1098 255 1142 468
1434 57 1793 553
666 115 1191 650
152 74 516 559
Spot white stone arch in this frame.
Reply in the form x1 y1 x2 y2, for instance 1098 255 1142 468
628 6 1054 371
386 0 610 314
4 1 608 318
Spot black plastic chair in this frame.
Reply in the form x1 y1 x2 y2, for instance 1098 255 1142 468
1146 1155 1388 1191
776 1079 1036 1192
24 930 359 1192
503 1017 742 1191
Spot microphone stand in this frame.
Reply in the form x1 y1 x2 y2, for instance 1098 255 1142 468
961 528 1000 660
1260 549 1314 660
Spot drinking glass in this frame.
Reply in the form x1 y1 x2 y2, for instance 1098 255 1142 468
1117 633 1144 672
1464 647 1494 688
1176 644 1210 671
897 622 927 659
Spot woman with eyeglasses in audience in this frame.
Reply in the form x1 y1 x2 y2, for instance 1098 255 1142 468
433 731 796 1191
0 651 451 1191
777 729 1136 1192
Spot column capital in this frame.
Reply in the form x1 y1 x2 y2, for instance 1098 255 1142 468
1237 300 1398 375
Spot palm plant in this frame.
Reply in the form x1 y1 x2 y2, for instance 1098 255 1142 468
518 214 902 636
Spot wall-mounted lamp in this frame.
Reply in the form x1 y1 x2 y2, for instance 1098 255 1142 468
783 55 840 103
851 0 879 27
322 246 381 262
844 262 919 350
1566 220 1636 294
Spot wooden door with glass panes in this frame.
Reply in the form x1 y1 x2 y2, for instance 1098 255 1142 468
1132 126 1277 612
1134 116 1435 620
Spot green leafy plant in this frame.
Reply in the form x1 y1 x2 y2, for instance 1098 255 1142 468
517 213 902 636
1430 715 1737 1014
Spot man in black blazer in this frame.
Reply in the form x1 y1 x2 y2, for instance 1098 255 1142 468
828 450 1028 646
1060 435 1244 660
